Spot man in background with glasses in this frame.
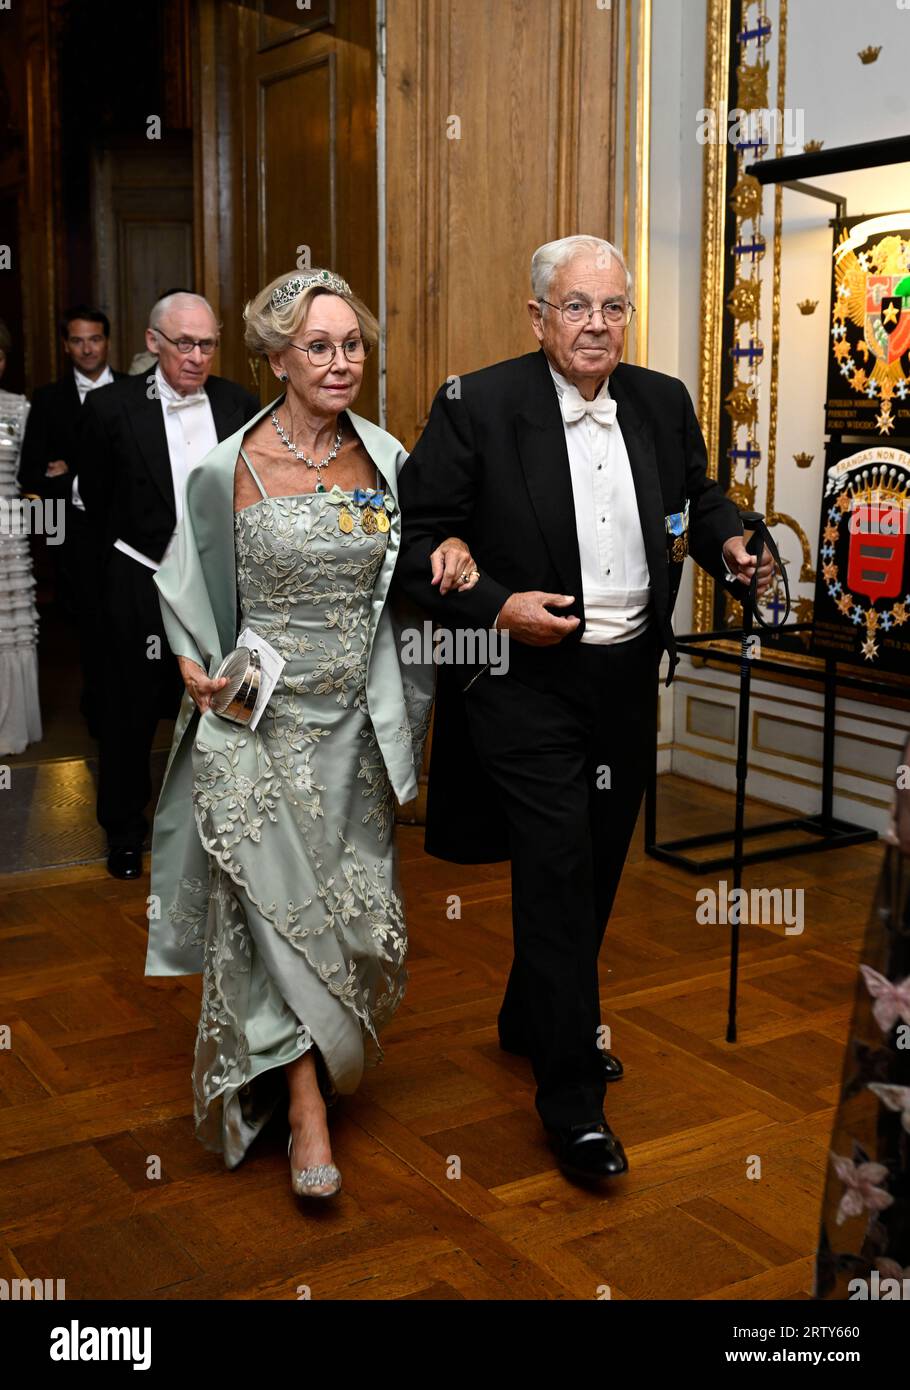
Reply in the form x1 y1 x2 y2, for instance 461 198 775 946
77 291 260 880
395 234 773 1183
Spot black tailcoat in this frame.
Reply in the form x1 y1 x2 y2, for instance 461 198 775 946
394 348 744 863
76 371 261 563
18 370 127 499
75 370 260 848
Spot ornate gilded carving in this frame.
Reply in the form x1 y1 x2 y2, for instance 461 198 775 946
729 173 764 223
698 0 817 635
694 0 732 633
727 279 761 323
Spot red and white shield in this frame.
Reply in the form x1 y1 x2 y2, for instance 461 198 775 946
847 503 907 599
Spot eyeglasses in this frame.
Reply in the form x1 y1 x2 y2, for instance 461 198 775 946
153 328 219 355
289 337 370 366
538 297 636 327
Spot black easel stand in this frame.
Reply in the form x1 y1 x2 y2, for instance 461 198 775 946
644 634 881 874
644 511 883 1041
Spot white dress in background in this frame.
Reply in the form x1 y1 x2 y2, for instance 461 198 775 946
0 389 41 754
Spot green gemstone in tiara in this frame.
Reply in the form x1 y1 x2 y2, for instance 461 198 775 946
271 271 352 309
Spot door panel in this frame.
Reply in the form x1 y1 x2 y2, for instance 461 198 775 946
197 0 378 412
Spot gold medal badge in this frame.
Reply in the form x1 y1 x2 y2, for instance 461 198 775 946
360 507 378 535
375 511 390 533
672 534 688 562
338 507 355 533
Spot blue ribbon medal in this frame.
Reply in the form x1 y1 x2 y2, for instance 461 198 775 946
351 487 391 534
665 499 689 560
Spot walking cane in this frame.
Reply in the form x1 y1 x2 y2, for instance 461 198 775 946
726 510 790 1043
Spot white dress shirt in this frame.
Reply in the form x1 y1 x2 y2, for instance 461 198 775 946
70 365 115 512
547 362 652 644
113 366 217 572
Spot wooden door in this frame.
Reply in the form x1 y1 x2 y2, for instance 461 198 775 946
91 137 194 372
384 0 619 448
196 0 379 414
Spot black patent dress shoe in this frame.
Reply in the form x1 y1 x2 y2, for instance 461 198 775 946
499 1037 624 1081
107 846 143 879
547 1120 629 1181
600 1050 624 1082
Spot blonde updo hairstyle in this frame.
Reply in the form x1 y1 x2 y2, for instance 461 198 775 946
243 269 379 361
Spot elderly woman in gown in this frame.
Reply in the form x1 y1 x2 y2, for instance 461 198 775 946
146 270 478 1198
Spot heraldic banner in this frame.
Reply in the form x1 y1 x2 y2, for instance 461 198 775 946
811 443 910 674
826 217 910 438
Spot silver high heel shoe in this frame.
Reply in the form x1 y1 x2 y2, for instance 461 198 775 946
288 1133 342 1199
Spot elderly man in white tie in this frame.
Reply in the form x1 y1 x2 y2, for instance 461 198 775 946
395 234 774 1182
77 292 260 879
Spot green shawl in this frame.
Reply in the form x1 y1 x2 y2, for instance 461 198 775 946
145 398 434 976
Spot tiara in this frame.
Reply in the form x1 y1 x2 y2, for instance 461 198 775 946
271 270 352 309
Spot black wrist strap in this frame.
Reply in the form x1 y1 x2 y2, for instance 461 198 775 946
745 521 790 630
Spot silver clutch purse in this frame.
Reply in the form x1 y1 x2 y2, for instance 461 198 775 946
209 646 262 725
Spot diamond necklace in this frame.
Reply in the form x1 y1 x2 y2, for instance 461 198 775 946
270 410 343 476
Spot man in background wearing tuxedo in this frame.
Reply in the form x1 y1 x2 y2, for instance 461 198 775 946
395 235 774 1182
19 305 126 733
77 291 260 879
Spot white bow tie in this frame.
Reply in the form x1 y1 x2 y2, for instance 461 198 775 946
560 386 617 427
165 391 207 413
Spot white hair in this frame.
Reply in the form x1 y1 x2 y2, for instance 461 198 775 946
530 235 632 301
148 291 218 332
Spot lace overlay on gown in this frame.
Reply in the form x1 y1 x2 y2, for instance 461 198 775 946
0 391 41 755
189 446 406 1167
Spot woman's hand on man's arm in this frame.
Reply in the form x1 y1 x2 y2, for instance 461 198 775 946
429 537 480 595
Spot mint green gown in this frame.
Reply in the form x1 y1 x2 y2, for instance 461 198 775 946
190 448 406 1168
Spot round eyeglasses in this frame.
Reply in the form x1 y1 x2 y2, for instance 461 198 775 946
538 297 636 327
153 328 220 355
289 338 370 366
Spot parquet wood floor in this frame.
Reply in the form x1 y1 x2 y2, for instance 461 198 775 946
0 775 880 1300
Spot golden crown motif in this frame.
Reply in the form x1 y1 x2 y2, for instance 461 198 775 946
797 299 818 315
844 466 910 508
858 46 881 65
793 452 814 468
803 139 824 153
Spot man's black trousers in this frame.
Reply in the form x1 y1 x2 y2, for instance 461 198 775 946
97 547 184 849
463 623 661 1132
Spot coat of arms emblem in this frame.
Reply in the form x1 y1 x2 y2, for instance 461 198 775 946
827 227 910 437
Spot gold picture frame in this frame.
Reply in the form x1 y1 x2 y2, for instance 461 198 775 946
691 0 859 683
